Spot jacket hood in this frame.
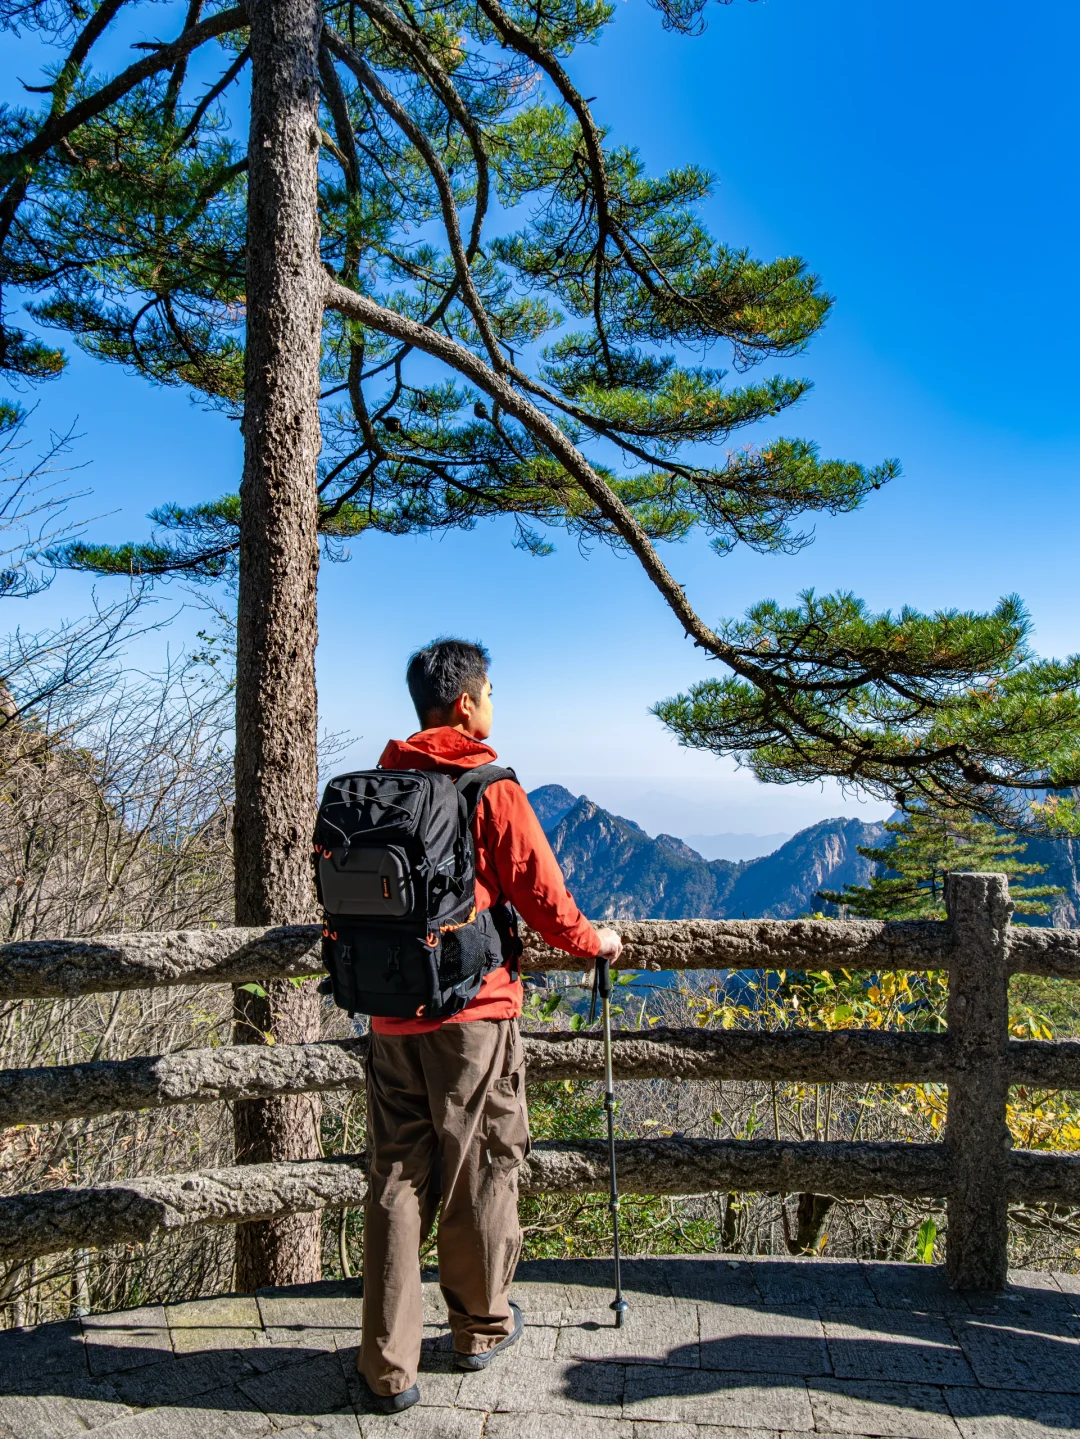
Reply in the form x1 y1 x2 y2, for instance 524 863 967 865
378 727 499 773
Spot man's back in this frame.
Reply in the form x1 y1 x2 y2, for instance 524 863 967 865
374 725 601 1034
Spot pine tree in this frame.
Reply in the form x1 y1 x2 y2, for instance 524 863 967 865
3 0 1078 838
4 0 1080 1288
818 807 1061 921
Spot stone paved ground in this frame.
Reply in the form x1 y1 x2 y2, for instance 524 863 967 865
0 1256 1078 1439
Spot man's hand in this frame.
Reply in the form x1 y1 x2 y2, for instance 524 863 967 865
596 926 623 962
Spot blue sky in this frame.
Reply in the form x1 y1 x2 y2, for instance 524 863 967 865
5 0 1078 841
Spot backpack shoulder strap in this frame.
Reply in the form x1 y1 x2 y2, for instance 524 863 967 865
453 765 524 979
453 764 518 824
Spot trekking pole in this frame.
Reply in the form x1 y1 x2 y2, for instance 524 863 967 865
594 953 628 1328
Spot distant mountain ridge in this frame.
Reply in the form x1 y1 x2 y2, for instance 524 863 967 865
527 785 885 921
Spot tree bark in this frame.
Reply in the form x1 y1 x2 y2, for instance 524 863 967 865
234 0 325 1291
785 1193 836 1255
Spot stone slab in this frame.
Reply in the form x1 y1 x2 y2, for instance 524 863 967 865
264 1324 364 1355
963 1291 1078 1328
356 1409 484 1439
630 1429 780 1439
807 1379 962 1439
255 1279 360 1301
1007 1268 1075 1295
659 1258 761 1307
0 1375 131 1438
556 1300 700 1367
969 1281 1078 1325
254 1287 363 1334
945 1384 1080 1439
1053 1269 1080 1319
697 1302 829 1378
90 1384 270 1439
0 1322 87 1391
487 1414 635 1439
823 1311 976 1387
950 1314 1080 1394
239 1332 346 1375
622 1365 813 1429
860 1264 973 1317
237 1349 352 1422
165 1296 262 1330
750 1259 878 1310
168 1326 269 1357
510 1279 576 1319
516 1258 672 1307
456 1354 625 1416
271 1412 362 1437
82 1307 173 1376
107 1347 255 1408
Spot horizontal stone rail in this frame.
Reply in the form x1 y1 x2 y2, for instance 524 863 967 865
3 1029 1079 1129
0 926 324 1001
2 1138 1078 1267
3 875 1078 1292
1 914 1077 1002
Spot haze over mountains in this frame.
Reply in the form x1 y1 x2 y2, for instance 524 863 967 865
527 785 884 921
682 833 792 862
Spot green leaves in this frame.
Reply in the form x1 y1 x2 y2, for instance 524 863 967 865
656 591 1080 832
818 805 1062 919
51 496 242 579
914 1217 937 1264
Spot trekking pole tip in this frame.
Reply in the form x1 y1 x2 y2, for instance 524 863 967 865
611 1298 629 1328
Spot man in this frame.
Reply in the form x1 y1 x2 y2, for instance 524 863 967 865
357 637 623 1413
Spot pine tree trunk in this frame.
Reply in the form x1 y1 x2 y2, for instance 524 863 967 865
233 0 324 1292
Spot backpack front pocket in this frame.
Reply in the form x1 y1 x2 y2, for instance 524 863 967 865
318 845 413 917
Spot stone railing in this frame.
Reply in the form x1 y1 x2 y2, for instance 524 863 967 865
2 871 1079 1291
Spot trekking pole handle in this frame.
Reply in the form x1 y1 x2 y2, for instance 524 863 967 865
596 950 613 999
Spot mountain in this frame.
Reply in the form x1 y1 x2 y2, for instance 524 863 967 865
532 788 885 921
723 817 885 919
1011 831 1080 929
528 784 582 830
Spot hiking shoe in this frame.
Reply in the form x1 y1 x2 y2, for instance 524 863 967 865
356 1375 421 1414
454 1301 524 1370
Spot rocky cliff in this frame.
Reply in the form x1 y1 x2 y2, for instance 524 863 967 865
533 788 884 921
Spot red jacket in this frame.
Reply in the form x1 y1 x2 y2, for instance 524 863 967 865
372 727 600 1035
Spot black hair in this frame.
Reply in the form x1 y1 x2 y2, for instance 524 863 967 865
406 638 490 725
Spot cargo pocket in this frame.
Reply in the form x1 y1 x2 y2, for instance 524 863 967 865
483 1064 531 1176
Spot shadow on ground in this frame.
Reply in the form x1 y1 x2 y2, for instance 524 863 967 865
0 1259 1076 1436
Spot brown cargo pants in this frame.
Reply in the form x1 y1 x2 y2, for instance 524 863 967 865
357 1017 529 1396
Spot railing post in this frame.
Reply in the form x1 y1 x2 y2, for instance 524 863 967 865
944 871 1012 1291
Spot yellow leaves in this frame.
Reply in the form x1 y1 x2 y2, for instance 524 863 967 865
895 1083 947 1134
1008 1005 1055 1042
1007 1091 1080 1150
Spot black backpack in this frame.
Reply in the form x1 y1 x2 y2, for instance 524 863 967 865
313 764 523 1020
